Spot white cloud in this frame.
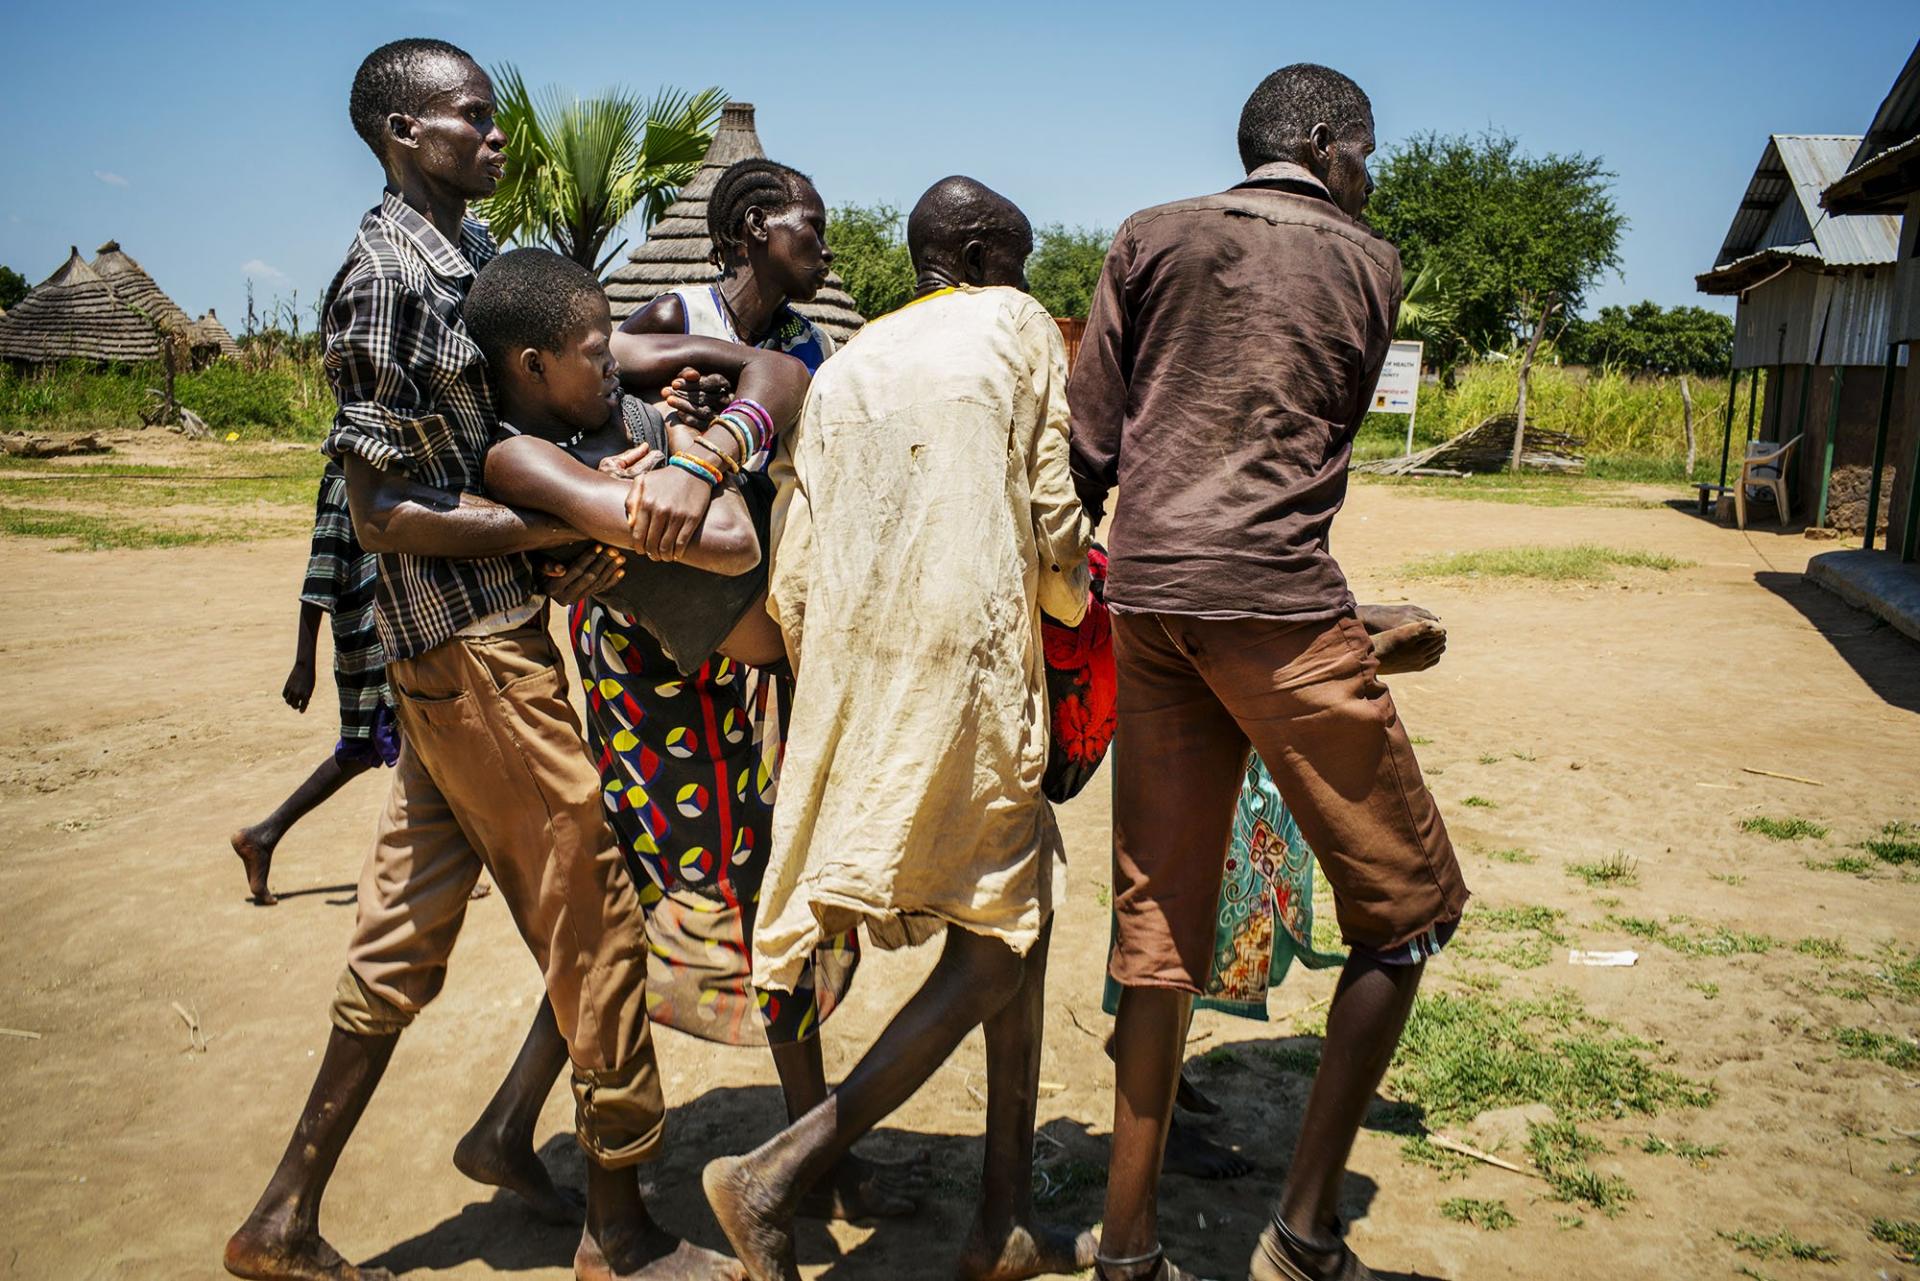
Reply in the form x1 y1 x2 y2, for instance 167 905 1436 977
93 170 130 188
242 258 288 282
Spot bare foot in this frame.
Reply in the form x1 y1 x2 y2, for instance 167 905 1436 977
703 1154 799 1281
230 828 278 905
469 879 493 901
1355 602 1438 634
957 1218 1098 1281
452 1122 583 1224
224 1211 392 1280
575 1228 744 1281
1163 1116 1253 1180
1174 1070 1221 1115
797 1152 921 1221
1371 620 1447 675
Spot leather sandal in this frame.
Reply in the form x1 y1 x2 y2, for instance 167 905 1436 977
1248 1215 1380 1281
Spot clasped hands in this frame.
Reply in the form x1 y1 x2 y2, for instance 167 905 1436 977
597 365 738 562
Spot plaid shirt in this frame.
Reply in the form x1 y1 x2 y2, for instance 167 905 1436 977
321 191 532 661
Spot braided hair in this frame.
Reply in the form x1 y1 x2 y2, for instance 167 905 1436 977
707 158 815 270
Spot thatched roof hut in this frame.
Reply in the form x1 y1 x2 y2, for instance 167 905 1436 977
603 102 865 342
190 308 241 360
91 240 194 335
0 248 166 365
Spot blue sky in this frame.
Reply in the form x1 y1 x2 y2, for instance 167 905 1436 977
3 1 1911 331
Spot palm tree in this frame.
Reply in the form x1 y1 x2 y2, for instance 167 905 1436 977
1394 264 1461 350
475 65 727 275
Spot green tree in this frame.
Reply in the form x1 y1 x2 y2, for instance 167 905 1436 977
826 203 915 320
1026 224 1112 319
0 265 27 310
1561 302 1733 376
474 65 726 274
1368 130 1623 468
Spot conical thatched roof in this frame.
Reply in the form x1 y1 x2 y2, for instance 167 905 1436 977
0 248 166 364
604 102 864 342
190 308 241 359
91 240 195 334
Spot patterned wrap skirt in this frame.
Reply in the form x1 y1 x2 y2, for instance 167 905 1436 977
570 599 857 1045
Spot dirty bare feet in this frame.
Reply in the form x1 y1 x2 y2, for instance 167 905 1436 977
1163 1115 1253 1180
1370 620 1447 675
230 828 277 905
957 1217 1097 1281
797 1152 921 1221
1355 602 1437 634
703 1154 799 1281
575 1228 744 1281
223 1210 392 1280
453 1121 582 1224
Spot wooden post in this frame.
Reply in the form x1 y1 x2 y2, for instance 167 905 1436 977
1508 298 1558 472
1863 344 1898 551
1716 367 1739 492
1904 377 1920 563
1815 367 1845 529
1680 374 1696 479
1745 366 1761 444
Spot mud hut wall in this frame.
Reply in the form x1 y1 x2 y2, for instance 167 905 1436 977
1767 363 1912 514
1890 348 1920 550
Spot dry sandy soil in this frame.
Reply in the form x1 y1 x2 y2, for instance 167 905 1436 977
2 471 1916 1280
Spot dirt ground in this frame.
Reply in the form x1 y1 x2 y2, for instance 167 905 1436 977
2 476 1916 1280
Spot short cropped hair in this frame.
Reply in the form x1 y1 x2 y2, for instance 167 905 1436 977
464 248 606 370
708 158 816 267
349 37 476 159
1237 64 1372 171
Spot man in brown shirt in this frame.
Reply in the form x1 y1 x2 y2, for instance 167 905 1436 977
1071 65 1468 1281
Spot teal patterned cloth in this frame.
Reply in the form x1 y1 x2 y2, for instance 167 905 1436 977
1104 754 1346 1020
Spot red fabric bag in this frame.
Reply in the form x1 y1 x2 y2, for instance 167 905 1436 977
1041 545 1116 803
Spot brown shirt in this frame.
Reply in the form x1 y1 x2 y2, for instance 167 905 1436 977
1068 167 1402 620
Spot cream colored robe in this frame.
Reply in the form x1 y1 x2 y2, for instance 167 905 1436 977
753 285 1093 993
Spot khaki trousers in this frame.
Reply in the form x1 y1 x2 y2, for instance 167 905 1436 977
329 617 663 1167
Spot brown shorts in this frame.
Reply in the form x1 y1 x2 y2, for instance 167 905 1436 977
329 618 663 1167
1109 610 1468 992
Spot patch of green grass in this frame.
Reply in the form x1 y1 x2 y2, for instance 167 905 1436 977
1482 847 1537 865
1794 938 1846 959
0 505 232 551
1528 1120 1634 1215
1358 472 1666 509
1411 734 1434 746
1198 1046 1241 1070
1871 1218 1920 1263
1554 1213 1586 1231
1688 981 1720 1001
1399 544 1691 583
1260 1044 1323 1075
1863 820 1920 866
1806 854 1877 875
1833 1027 1920 1071
1566 853 1638 888
1640 1135 1726 1168
1440 1198 1516 1231
1607 915 1779 958
1709 872 1746 887
1874 947 1920 1001
1388 990 1713 1126
1457 905 1567 971
1093 881 1110 908
1462 795 1496 808
1032 1156 1105 1204
1477 753 1500 765
1511 750 1537 762
1718 1229 1840 1263
1741 815 1829 841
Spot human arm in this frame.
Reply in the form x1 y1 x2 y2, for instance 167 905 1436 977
283 601 323 712
606 330 811 561
1066 223 1135 525
483 433 759 576
1019 302 1094 627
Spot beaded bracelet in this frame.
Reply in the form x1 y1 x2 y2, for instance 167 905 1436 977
723 399 774 451
690 435 741 476
715 413 757 462
667 453 723 486
715 409 764 455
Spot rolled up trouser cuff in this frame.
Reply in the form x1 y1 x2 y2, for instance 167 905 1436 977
328 967 415 1037
572 1062 666 1168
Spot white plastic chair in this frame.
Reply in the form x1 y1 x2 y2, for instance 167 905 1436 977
1735 435 1802 530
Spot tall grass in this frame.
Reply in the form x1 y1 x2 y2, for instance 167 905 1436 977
1355 363 1739 480
0 356 333 441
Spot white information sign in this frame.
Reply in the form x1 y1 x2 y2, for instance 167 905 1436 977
1367 340 1424 454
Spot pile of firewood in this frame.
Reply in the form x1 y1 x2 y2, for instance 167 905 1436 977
1357 414 1585 477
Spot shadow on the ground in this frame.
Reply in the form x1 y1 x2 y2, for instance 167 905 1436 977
259 882 356 904
1755 570 1920 712
362 1051 1444 1279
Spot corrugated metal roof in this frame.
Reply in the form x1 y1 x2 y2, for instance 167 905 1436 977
1712 134 1899 271
1850 39 1920 165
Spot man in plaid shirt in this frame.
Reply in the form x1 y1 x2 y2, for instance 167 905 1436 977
225 38 735 1281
